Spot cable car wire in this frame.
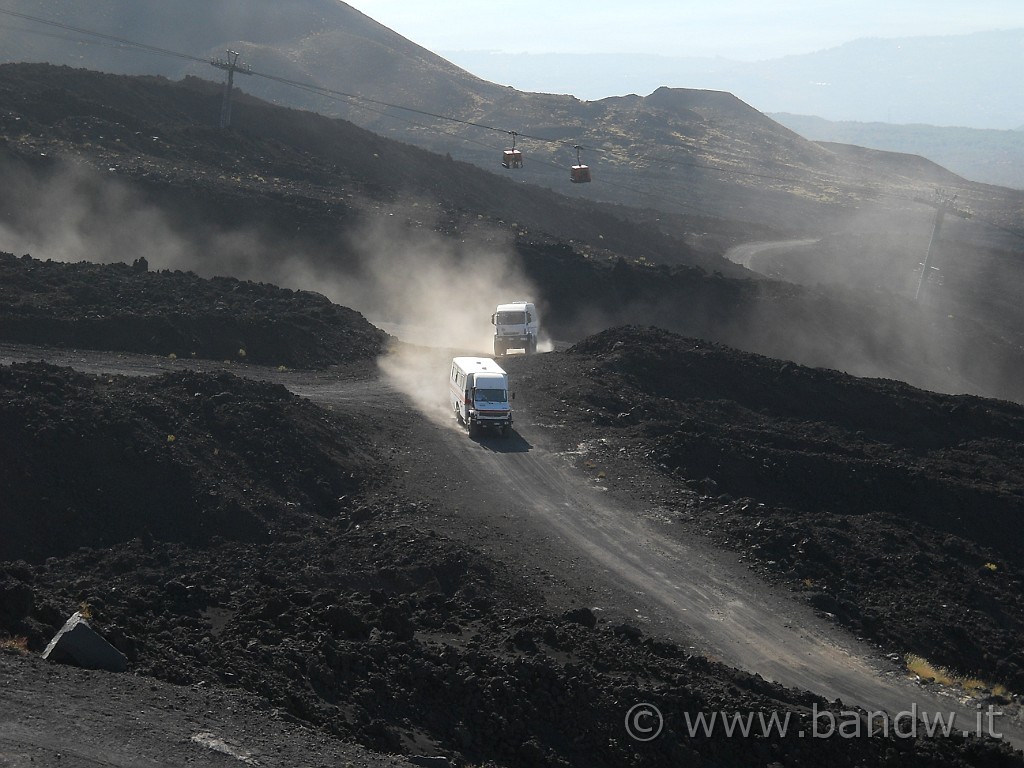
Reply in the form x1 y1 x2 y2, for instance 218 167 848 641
0 8 209 65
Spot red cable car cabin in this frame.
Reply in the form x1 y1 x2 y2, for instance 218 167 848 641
502 149 523 168
570 145 591 183
570 164 591 183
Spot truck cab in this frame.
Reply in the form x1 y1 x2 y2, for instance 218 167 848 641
492 301 539 356
449 357 513 437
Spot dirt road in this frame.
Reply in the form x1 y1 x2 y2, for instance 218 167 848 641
448 431 1017 733
369 348 1023 748
4 341 1021 750
724 238 819 275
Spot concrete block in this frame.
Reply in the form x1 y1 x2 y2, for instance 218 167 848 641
42 612 128 673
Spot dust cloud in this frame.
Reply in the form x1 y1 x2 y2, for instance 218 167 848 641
718 203 1024 403
9 155 1018 407
0 158 542 425
0 160 190 267
341 208 540 429
0 157 302 280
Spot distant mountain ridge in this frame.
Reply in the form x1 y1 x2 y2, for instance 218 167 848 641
771 114 1024 191
442 29 1024 131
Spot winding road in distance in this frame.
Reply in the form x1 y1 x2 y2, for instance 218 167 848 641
725 238 819 274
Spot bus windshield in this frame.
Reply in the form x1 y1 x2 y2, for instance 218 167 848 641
496 311 527 325
474 388 508 403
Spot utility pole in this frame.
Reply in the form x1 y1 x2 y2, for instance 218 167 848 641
211 50 252 129
913 191 971 302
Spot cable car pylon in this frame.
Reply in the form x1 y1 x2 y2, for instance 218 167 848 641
211 49 252 129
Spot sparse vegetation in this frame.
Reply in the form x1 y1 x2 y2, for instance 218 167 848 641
906 653 1010 698
0 635 29 653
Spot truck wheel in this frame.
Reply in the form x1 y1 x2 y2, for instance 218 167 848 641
494 342 504 357
467 420 477 438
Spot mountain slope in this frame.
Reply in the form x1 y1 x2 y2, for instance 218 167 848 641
0 0 504 116
3 1 1023 240
0 62 742 273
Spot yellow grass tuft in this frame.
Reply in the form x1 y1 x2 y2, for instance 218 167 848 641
906 653 956 686
0 636 29 653
905 653 1010 697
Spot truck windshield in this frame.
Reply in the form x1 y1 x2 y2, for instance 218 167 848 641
474 388 508 403
496 311 526 325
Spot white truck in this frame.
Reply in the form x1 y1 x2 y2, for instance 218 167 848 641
449 356 513 437
491 301 539 356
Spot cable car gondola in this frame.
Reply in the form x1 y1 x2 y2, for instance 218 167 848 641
570 144 591 183
502 131 523 169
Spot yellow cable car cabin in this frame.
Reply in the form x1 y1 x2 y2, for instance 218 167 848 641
502 149 523 169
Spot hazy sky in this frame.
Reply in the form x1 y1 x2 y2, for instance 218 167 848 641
346 1 1024 60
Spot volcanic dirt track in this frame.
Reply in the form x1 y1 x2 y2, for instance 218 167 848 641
3 260 1024 766
1 341 1023 766
376 348 1017 717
